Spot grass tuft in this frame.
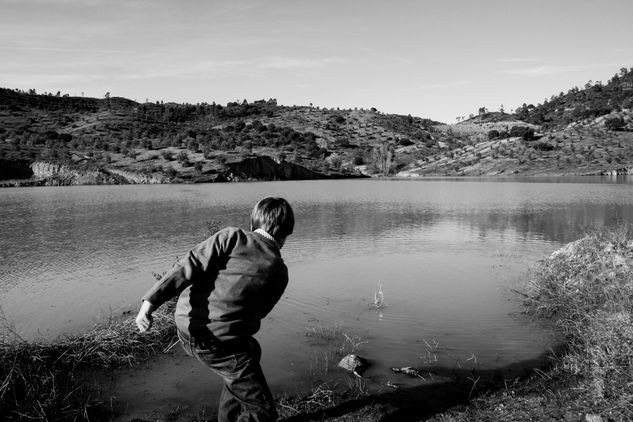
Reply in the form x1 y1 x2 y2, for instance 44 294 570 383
520 225 633 420
0 300 178 421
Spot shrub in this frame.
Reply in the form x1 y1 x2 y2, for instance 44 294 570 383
328 154 342 170
488 130 500 140
176 151 190 165
521 227 633 420
510 126 525 137
164 166 177 178
334 137 349 148
509 126 534 140
605 117 625 131
161 150 174 160
533 142 555 151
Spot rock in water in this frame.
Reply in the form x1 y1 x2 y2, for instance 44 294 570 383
338 354 369 377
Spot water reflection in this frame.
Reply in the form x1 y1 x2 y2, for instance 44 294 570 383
0 178 632 375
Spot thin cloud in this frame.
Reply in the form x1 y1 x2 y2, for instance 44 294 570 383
411 80 472 91
122 60 251 80
498 57 542 63
257 56 347 70
0 45 126 54
504 62 621 76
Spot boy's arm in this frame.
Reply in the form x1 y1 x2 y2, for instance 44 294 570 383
136 229 234 332
135 299 154 333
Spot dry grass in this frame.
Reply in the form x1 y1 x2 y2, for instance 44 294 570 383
521 225 633 419
0 300 178 421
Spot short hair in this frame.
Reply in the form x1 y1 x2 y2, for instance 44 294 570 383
250 197 294 241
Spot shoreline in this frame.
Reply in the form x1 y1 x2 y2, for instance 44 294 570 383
2 171 631 189
1 228 631 420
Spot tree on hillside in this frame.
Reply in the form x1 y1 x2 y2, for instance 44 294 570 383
177 151 190 166
605 117 625 131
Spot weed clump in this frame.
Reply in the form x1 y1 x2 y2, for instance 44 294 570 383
0 300 177 421
522 226 633 420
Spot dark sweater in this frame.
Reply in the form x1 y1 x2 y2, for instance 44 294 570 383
142 227 288 341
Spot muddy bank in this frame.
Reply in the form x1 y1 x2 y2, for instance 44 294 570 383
90 338 553 422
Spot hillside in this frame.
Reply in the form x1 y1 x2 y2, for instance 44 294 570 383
400 109 633 177
514 67 633 128
0 88 446 185
1 67 633 186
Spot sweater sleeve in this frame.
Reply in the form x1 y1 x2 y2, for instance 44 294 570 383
141 228 234 309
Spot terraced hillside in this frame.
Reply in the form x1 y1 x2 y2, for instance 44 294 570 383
0 88 450 185
400 110 633 176
1 70 633 186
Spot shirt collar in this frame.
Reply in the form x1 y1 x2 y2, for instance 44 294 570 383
254 228 280 250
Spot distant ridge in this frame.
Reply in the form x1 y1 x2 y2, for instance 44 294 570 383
1 66 632 186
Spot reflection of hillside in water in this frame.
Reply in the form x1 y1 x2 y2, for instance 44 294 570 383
289 198 633 262
463 204 633 245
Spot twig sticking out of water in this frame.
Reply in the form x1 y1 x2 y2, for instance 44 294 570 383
468 374 481 398
342 333 368 353
421 338 439 364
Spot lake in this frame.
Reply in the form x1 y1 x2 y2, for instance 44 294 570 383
1 177 632 415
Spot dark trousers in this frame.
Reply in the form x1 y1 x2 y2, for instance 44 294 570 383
178 330 278 422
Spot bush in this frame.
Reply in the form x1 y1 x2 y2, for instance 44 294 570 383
176 151 190 165
522 227 633 420
488 130 500 140
164 166 177 178
161 150 174 160
328 154 342 170
334 137 349 148
510 126 535 141
533 142 555 151
353 155 365 166
398 138 414 146
510 126 525 137
605 116 625 131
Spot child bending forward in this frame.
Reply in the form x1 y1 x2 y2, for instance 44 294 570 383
136 197 294 422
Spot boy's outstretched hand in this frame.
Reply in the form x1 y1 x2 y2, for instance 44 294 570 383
135 300 154 333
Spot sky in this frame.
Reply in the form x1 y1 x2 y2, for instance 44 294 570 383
1 0 632 124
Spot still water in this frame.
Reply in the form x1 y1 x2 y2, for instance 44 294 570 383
1 177 632 408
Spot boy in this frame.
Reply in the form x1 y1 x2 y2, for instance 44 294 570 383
136 197 294 422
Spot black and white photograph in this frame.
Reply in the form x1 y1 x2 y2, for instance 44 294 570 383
1 1 633 421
